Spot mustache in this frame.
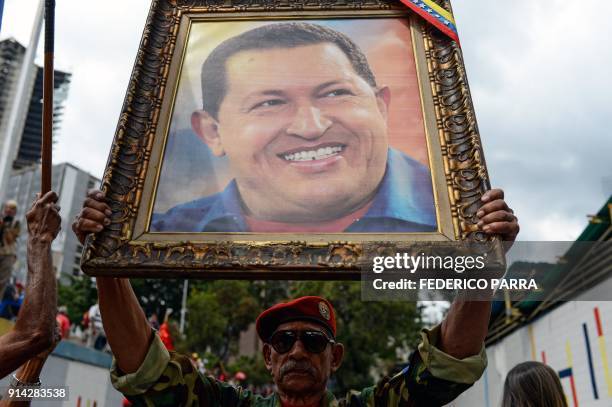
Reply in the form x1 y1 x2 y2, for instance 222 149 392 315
279 359 317 378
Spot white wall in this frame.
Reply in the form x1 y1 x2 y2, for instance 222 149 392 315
0 348 124 407
452 296 612 407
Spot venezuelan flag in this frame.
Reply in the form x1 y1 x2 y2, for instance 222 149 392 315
398 0 460 45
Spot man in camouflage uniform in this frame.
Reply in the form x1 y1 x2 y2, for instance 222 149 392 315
114 295 488 407
73 188 519 406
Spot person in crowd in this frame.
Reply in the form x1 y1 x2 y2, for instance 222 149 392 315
148 312 160 330
56 305 71 339
501 361 568 407
87 303 107 351
0 200 21 298
158 308 175 351
0 284 20 320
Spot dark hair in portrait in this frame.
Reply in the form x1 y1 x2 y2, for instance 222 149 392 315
200 22 379 119
501 361 568 407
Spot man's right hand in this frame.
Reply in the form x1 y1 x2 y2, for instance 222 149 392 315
26 191 61 244
72 190 112 245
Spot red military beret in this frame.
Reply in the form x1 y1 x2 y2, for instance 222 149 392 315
256 296 336 342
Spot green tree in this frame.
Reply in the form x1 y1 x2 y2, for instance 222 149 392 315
184 281 259 362
227 354 271 388
250 280 290 309
130 278 185 320
57 277 186 330
57 275 98 326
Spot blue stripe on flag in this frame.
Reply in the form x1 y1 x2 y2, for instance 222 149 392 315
399 0 460 43
409 0 458 33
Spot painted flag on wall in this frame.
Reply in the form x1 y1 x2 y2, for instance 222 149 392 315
398 0 460 45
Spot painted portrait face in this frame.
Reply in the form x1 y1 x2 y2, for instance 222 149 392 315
193 43 390 222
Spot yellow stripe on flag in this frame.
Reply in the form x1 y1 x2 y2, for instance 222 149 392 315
422 0 455 24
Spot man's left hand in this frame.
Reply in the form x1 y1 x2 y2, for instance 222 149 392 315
477 188 519 242
26 191 61 244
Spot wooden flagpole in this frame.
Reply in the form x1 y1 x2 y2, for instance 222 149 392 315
0 3 56 405
6 2 56 402
41 0 55 194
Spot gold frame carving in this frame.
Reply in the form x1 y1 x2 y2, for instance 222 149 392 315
81 0 499 279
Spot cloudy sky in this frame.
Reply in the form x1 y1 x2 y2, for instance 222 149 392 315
1 0 610 241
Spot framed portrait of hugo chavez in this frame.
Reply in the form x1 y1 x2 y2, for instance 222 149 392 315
81 0 504 279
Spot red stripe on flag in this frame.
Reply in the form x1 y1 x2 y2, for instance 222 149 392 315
542 351 547 364
397 0 460 45
594 307 603 337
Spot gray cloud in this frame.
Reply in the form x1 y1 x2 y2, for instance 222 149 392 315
453 0 612 240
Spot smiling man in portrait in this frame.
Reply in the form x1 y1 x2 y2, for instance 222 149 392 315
151 22 437 233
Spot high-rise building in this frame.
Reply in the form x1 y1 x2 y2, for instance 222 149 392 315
0 38 26 154
14 66 71 169
5 163 100 284
0 38 71 170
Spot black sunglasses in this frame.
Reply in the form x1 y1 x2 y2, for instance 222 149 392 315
269 330 336 354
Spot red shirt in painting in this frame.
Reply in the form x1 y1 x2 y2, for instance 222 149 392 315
245 200 373 233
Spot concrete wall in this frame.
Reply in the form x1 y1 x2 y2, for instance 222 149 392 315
453 280 612 407
0 340 124 407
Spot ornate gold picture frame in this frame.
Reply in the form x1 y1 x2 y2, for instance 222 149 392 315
81 0 498 279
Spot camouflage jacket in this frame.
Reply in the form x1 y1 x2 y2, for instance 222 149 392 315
111 325 486 407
